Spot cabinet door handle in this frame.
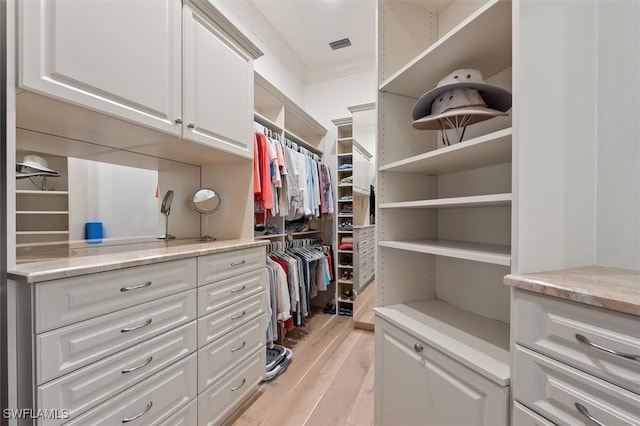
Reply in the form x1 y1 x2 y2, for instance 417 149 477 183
575 334 640 361
231 310 246 321
414 343 423 353
120 281 152 292
174 118 183 124
231 378 246 391
121 401 153 423
231 285 246 294
231 260 246 267
187 122 195 129
121 318 152 333
231 341 246 352
575 403 605 426
121 356 153 374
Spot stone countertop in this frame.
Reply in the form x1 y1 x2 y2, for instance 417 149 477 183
9 239 268 284
504 266 640 316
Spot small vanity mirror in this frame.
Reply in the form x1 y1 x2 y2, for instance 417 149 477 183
190 188 221 242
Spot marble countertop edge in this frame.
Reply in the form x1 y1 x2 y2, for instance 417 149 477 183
504 266 640 317
9 239 269 283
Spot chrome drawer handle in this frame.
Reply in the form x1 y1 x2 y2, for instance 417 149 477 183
122 401 153 423
231 341 246 352
575 403 605 426
121 356 153 374
414 343 423 353
121 318 152 333
575 334 640 361
120 281 152 292
231 260 246 267
231 378 246 391
231 285 246 294
231 310 246 320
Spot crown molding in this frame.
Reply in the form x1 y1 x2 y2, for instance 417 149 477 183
348 102 376 113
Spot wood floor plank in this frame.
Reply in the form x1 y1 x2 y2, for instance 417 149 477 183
303 330 375 426
230 309 353 426
267 327 363 426
345 351 375 426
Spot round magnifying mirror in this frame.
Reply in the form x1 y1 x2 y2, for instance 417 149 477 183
190 188 221 241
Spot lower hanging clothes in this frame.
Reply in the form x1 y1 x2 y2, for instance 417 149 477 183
264 240 333 343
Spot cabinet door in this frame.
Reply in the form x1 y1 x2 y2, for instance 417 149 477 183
183 3 253 158
375 317 508 426
19 0 182 135
353 146 370 194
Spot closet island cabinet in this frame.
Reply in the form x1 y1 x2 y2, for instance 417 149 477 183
18 0 262 159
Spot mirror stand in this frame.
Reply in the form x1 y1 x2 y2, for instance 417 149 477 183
190 188 221 242
200 214 216 242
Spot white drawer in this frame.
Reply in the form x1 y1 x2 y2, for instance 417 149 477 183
198 348 264 426
198 290 265 348
37 321 196 425
158 398 197 426
64 353 197 426
36 258 196 332
197 269 266 317
514 345 640 426
514 289 640 393
37 290 196 384
513 402 556 426
198 315 265 393
197 248 265 286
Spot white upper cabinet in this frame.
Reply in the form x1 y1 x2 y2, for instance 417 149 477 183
19 0 182 136
18 0 262 161
182 2 253 158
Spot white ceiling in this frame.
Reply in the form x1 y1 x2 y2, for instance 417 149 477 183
249 0 376 82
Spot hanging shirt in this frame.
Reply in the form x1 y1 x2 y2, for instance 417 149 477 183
255 132 273 210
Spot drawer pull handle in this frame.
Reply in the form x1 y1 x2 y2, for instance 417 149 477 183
231 260 246 267
231 285 246 294
121 319 152 333
122 401 153 423
414 343 423 353
231 378 246 391
231 310 246 320
231 341 247 352
575 403 605 426
121 356 153 374
120 281 152 292
575 334 640 361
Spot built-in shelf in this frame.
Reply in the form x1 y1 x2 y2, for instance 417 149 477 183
337 199 353 203
284 129 322 156
378 239 511 266
291 230 323 236
337 137 353 143
337 299 354 305
338 250 353 254
380 128 512 174
338 280 354 285
16 211 70 215
16 231 70 235
338 215 353 218
379 0 512 98
338 265 353 269
338 183 353 187
254 233 285 240
338 168 353 172
379 193 512 209
254 111 283 133
15 190 69 195
338 231 353 234
337 153 353 158
375 299 510 386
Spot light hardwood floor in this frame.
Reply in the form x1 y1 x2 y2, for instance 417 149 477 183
228 304 375 426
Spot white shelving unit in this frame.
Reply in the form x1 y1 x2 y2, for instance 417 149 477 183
375 0 513 424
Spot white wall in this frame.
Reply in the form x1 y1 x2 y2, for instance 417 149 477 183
211 0 307 106
595 0 640 270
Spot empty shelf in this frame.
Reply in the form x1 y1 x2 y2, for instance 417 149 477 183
379 193 511 209
379 240 511 266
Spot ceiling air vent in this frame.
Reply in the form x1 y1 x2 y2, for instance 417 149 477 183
329 38 352 50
